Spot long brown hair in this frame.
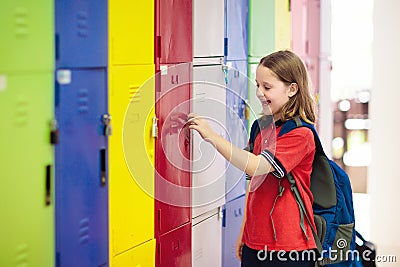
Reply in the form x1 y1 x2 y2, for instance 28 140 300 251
259 50 316 124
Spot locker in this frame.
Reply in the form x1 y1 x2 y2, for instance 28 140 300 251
55 0 107 68
305 56 319 94
155 63 191 236
248 0 275 57
109 65 155 256
225 0 248 61
291 0 308 57
55 68 108 267
193 0 224 58
109 0 154 65
0 72 54 267
275 0 291 51
247 58 262 130
0 0 54 72
113 239 156 267
155 0 192 66
192 210 223 267
157 223 192 267
306 0 320 58
225 60 247 202
192 64 227 217
222 195 246 267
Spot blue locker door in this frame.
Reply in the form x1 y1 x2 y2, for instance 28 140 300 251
222 195 245 267
55 0 107 68
225 0 248 61
225 60 247 202
55 68 108 267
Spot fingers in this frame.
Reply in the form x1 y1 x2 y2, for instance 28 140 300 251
235 242 243 261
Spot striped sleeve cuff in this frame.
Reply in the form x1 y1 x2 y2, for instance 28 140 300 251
260 150 286 178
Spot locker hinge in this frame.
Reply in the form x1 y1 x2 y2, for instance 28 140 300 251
102 114 112 136
224 37 228 57
218 206 224 220
50 119 59 144
152 117 158 138
222 62 229 85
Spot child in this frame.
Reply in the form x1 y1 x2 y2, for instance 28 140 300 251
188 50 317 266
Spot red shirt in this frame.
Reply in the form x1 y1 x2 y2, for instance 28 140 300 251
242 121 317 251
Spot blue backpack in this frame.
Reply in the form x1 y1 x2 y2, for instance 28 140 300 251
249 116 356 266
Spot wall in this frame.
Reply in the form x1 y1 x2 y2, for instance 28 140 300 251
369 0 400 264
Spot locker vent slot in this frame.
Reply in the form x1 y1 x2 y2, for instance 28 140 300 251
15 96 28 126
76 11 88 37
128 85 141 102
78 88 89 113
14 7 28 37
79 218 90 244
15 243 28 266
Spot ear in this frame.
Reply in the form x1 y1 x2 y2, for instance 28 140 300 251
288 83 298 98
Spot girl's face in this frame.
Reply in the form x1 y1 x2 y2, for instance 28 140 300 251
255 65 295 121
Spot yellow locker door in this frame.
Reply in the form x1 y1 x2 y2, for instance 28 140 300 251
109 65 155 257
109 0 154 65
113 239 155 267
275 0 292 51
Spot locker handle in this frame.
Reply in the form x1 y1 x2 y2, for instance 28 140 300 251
100 148 106 186
157 242 162 264
171 74 179 84
156 35 161 59
55 34 59 60
45 165 51 206
234 208 242 217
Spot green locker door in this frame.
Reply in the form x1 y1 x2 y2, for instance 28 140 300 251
0 72 54 267
248 0 275 57
0 0 54 72
247 57 263 130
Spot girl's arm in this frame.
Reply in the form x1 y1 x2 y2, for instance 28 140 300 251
187 113 275 176
235 182 250 261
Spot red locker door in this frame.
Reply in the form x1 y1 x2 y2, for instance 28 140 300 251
155 63 192 236
155 0 192 67
156 223 191 267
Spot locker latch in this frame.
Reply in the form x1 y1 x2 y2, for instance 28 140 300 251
152 117 158 138
102 114 112 136
50 119 59 144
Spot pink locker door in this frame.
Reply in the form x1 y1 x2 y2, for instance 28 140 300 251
306 0 320 93
155 63 192 236
192 211 223 267
192 0 224 58
306 0 320 58
157 223 192 267
305 57 319 95
291 0 308 58
155 0 192 67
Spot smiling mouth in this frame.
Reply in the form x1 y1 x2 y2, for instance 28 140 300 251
262 100 271 105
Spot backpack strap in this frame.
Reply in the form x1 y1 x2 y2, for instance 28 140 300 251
247 115 274 153
287 172 323 253
281 117 337 208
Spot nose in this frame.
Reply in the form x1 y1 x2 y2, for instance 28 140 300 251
256 86 265 99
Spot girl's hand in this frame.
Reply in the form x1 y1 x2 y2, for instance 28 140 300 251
235 235 244 261
187 113 217 142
